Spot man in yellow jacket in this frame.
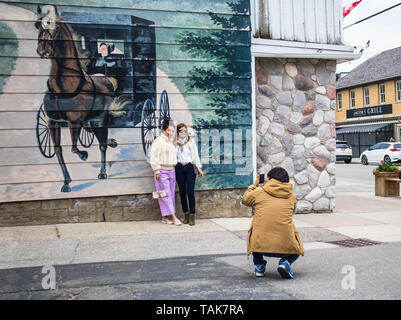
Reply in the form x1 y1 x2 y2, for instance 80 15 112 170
242 167 304 279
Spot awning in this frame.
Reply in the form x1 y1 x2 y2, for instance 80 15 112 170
336 123 390 134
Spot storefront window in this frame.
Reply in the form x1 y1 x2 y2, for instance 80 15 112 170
337 92 342 111
363 87 370 106
379 83 385 104
349 89 355 108
396 80 401 102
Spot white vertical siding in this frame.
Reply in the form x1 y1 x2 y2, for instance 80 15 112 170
326 0 335 44
266 0 280 39
253 0 344 45
304 0 317 43
333 0 343 44
315 0 328 44
293 0 306 42
281 0 294 41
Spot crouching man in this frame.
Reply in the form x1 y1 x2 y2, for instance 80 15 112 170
242 167 304 279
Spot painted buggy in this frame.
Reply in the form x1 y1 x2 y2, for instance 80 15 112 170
35 10 170 159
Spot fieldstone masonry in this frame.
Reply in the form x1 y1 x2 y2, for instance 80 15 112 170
255 58 336 213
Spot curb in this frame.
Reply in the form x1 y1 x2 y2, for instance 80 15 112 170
336 160 401 166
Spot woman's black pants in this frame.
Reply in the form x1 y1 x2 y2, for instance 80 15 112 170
175 163 196 214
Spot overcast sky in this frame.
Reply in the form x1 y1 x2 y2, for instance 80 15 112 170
337 0 401 73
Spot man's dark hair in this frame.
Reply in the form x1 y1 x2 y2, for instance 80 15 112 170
162 118 173 131
267 167 289 183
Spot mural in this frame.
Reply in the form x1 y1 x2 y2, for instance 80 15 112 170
0 0 252 202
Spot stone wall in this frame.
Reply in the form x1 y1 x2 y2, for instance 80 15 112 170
0 188 250 227
255 58 336 213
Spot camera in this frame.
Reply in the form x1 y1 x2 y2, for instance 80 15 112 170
259 173 265 185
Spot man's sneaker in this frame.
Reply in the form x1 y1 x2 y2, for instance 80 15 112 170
277 259 293 279
254 264 266 277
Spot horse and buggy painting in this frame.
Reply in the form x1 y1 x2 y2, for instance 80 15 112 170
34 5 171 192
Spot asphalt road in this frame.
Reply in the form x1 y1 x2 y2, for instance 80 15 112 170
336 162 401 193
1 242 401 300
336 162 376 193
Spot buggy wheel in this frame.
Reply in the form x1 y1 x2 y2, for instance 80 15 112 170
36 103 55 158
78 123 95 148
141 99 157 157
158 90 170 129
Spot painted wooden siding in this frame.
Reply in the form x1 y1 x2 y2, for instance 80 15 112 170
252 0 344 45
0 0 253 203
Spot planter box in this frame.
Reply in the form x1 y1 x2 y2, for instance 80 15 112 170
373 171 400 197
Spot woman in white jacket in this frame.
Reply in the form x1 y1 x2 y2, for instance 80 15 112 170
150 119 182 226
175 123 204 226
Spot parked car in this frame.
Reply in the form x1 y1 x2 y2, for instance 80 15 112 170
336 140 353 163
360 142 401 165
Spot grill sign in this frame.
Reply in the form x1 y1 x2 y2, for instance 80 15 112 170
346 104 392 119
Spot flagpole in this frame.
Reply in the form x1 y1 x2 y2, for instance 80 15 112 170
344 2 401 29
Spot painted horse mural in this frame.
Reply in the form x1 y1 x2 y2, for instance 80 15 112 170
35 5 126 192
0 0 252 204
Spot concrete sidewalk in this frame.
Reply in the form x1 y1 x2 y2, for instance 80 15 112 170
0 192 400 270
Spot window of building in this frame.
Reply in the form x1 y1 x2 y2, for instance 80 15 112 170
363 87 370 106
396 80 401 102
379 83 386 104
337 92 342 111
349 89 356 108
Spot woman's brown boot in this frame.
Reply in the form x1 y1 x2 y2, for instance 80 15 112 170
183 213 189 224
189 214 195 226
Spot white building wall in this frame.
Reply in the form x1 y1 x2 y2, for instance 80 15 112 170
252 0 343 45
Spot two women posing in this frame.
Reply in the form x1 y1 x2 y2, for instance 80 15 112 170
149 119 203 226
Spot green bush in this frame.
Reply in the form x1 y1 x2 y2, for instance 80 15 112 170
375 160 400 173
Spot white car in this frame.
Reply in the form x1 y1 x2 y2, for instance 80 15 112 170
360 142 401 165
336 140 353 163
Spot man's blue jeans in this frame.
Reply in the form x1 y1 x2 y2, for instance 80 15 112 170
252 252 299 267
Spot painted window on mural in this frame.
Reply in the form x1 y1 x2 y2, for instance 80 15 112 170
0 0 252 202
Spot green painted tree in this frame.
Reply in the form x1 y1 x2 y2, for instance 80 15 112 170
0 23 18 92
176 0 253 189
177 0 251 130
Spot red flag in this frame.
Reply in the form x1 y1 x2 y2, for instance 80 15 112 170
343 0 363 17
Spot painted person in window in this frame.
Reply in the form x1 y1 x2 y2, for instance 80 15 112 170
242 167 304 279
175 123 204 226
150 119 182 226
96 43 116 73
91 42 119 91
